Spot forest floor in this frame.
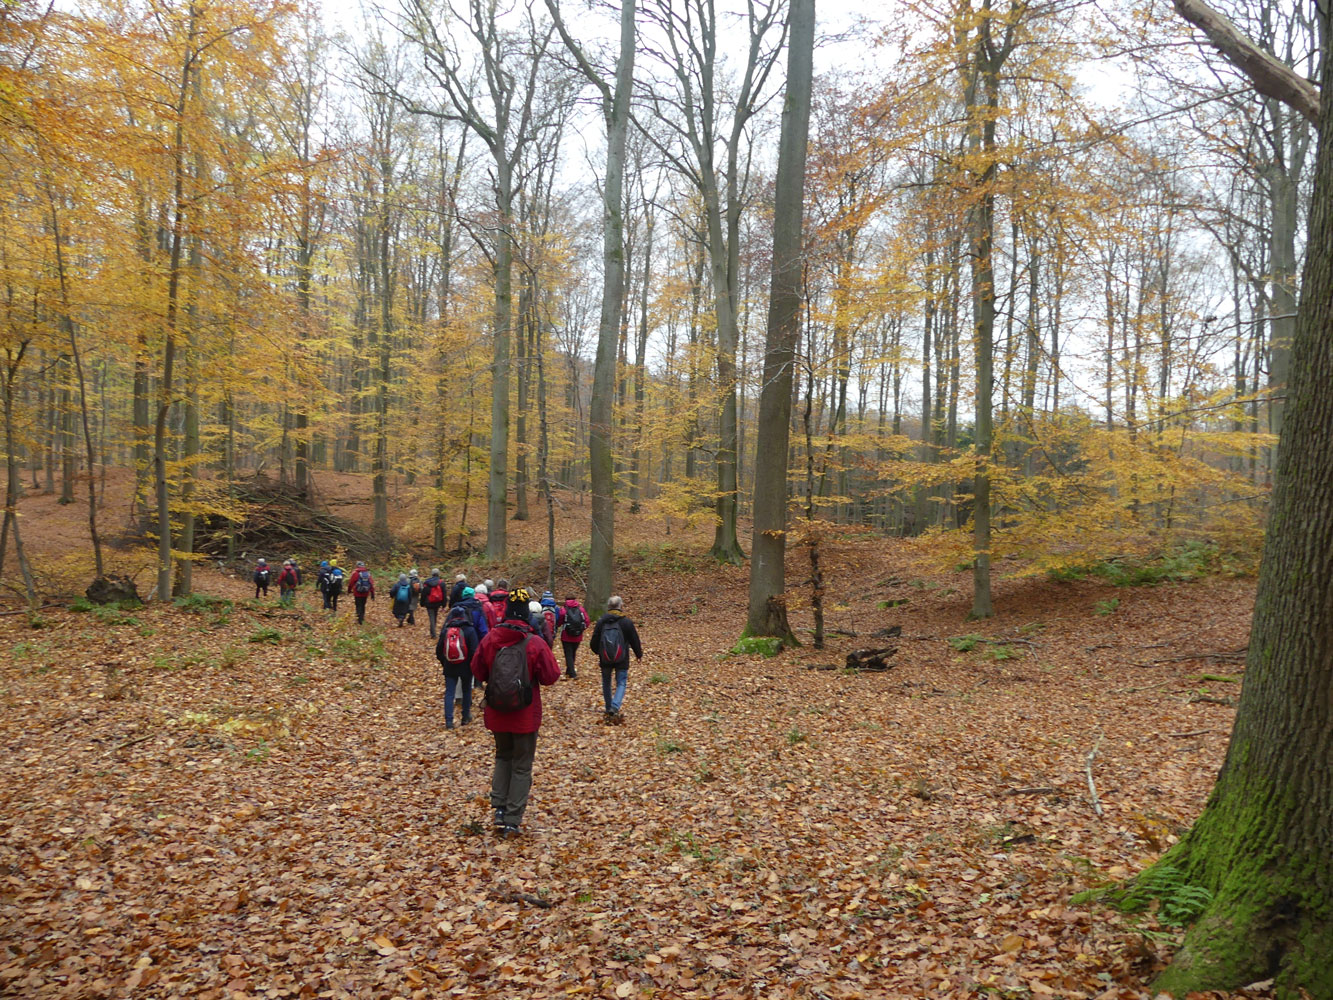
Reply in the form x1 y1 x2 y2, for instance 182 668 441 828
0 472 1266 999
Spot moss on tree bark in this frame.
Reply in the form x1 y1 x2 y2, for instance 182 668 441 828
1140 18 1333 995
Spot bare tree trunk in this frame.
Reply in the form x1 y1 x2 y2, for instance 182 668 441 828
745 0 813 641
547 0 636 610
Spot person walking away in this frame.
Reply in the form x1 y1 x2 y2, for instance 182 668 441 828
528 599 545 636
423 568 447 637
436 586 489 728
348 561 374 624
471 585 489 689
590 596 643 720
253 558 272 599
559 594 589 679
277 560 299 606
391 573 413 627
470 586 560 837
537 591 563 649
326 560 344 613
407 569 422 625
483 581 507 629
289 557 303 586
316 561 332 609
448 572 468 608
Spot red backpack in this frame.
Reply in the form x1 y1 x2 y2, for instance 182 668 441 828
440 607 473 665
540 606 558 646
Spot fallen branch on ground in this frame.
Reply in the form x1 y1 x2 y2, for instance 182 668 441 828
845 646 897 671
1086 735 1105 818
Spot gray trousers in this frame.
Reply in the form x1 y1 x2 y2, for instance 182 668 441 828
491 731 538 827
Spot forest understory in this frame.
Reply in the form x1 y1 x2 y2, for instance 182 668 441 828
0 475 1268 1000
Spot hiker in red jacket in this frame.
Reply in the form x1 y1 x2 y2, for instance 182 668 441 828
277 560 300 606
348 562 375 624
470 586 561 838
559 594 589 679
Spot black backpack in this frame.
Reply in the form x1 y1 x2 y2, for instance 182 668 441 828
564 605 585 636
599 618 628 666
486 626 534 711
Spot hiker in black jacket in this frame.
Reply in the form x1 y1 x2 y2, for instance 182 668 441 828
588 596 643 719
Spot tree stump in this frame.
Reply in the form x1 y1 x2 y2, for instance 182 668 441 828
845 646 897 672
86 575 140 605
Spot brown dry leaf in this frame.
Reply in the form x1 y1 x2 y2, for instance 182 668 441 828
0 502 1257 1000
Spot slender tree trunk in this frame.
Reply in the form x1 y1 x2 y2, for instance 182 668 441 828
486 169 514 561
745 0 813 641
514 270 532 521
583 0 635 612
155 12 198 601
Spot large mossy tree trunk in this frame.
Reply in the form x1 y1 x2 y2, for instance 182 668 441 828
1147 27 1333 995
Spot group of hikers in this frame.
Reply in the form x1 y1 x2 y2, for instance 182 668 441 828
248 556 644 838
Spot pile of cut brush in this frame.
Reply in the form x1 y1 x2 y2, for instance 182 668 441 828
195 475 384 557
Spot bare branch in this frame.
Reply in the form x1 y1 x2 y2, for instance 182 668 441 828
1171 0 1320 124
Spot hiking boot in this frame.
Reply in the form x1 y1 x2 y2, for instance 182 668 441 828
445 721 455 730
566 670 578 680
501 824 520 838
493 808 506 829
461 714 472 726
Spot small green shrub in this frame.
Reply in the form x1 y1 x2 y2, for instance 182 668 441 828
986 643 1019 661
1095 598 1119 616
656 737 686 755
333 633 386 667
70 596 95 613
1053 542 1251 588
553 539 590 572
175 593 233 614
948 634 983 653
648 672 670 684
1074 864 1212 928
786 727 808 746
92 603 141 626
248 627 283 644
731 635 784 658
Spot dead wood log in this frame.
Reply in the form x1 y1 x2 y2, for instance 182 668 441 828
845 646 898 671
86 575 140 605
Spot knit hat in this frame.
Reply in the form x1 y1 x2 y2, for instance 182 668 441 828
541 590 554 601
258 558 267 565
397 573 409 584
409 568 419 578
462 586 475 598
330 559 338 567
528 600 541 615
504 585 533 619
321 561 329 569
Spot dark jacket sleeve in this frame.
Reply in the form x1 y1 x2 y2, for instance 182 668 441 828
589 617 604 656
624 617 643 659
